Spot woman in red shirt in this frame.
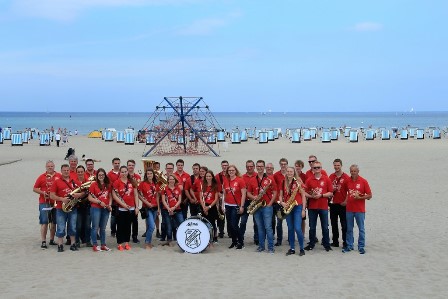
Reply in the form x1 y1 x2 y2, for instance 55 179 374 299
138 168 160 249
161 174 184 246
200 170 219 244
88 168 112 252
112 166 139 251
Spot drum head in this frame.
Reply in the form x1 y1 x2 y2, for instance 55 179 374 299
176 217 211 254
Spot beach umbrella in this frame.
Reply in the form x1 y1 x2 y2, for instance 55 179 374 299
88 130 102 138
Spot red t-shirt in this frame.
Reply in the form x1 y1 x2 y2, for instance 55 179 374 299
130 173 141 182
34 172 61 204
174 171 190 190
329 172 350 204
305 175 333 210
224 177 246 206
107 170 120 184
138 181 159 208
344 176 372 213
84 170 96 181
113 179 136 207
215 172 226 193
202 185 218 205
248 174 277 204
191 178 204 202
163 186 182 210
50 177 75 209
69 169 78 181
89 181 112 208
281 178 304 205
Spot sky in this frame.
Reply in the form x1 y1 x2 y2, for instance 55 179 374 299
0 0 447 112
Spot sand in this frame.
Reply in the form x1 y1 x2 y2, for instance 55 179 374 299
1 135 447 298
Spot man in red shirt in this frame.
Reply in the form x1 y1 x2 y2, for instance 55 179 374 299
33 160 60 249
127 159 141 243
329 158 350 248
273 157 288 246
241 160 258 245
304 161 333 252
107 157 121 237
305 155 328 180
342 164 372 254
185 163 200 215
215 160 229 238
174 159 190 219
84 159 96 180
68 155 78 181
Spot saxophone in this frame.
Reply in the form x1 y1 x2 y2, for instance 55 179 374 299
62 176 95 212
247 178 271 215
276 179 300 220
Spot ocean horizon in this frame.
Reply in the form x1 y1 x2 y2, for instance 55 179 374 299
1 111 447 135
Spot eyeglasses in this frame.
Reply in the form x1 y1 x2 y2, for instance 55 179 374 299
308 160 316 163
313 166 321 170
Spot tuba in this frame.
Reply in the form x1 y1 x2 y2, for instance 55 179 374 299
276 179 300 220
62 176 95 212
141 159 167 190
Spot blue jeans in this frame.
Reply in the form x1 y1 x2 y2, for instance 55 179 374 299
90 207 110 245
308 209 330 247
254 206 274 250
225 205 243 245
145 208 158 244
162 210 184 241
39 203 56 224
239 201 258 243
285 205 304 251
56 208 77 238
346 212 365 249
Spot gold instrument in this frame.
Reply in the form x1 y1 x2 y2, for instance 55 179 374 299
247 178 272 215
62 176 95 212
142 158 167 190
113 188 131 210
276 179 300 220
217 196 225 220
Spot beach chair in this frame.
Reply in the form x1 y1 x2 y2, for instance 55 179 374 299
125 132 135 145
432 128 441 139
321 131 331 143
259 132 268 143
349 130 358 142
0 132 3 144
409 128 417 138
247 129 254 139
116 131 125 143
104 130 114 142
400 129 408 140
416 129 425 139
231 131 241 144
381 129 390 140
267 130 275 141
273 128 280 139
3 128 11 140
207 134 216 144
21 131 29 144
177 136 185 145
365 129 375 140
255 130 260 140
330 129 339 140
309 128 317 139
11 133 23 146
39 133 50 146
344 127 351 138
146 134 156 145
303 129 311 141
217 131 226 142
240 130 248 142
291 131 301 143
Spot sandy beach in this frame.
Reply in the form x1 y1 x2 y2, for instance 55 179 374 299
1 135 448 298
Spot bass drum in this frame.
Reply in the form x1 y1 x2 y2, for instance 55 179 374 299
176 216 213 254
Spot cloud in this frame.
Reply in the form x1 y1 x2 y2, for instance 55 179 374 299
176 10 242 36
353 22 383 32
8 0 203 21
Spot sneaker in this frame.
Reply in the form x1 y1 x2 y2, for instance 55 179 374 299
124 243 131 250
70 244 78 251
256 247 265 252
101 245 111 251
132 238 140 244
142 232 147 237
304 245 314 251
75 241 81 249
359 248 366 254
268 249 275 254
324 246 332 252
236 243 244 250
213 237 218 243
286 249 295 256
274 242 282 247
228 243 237 249
299 250 305 256
117 244 124 251
58 245 64 252
41 241 48 249
49 240 57 246
331 242 339 247
86 242 93 248
92 245 103 252
342 246 352 253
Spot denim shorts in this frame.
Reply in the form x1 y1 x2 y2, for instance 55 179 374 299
39 203 56 225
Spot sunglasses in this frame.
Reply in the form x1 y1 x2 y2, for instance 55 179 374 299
313 166 321 170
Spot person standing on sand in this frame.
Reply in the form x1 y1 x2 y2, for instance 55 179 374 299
273 158 288 246
215 160 229 238
107 157 121 237
55 132 61 147
342 164 372 254
127 159 141 244
241 160 258 246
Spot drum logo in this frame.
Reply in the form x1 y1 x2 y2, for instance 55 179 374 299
185 228 201 249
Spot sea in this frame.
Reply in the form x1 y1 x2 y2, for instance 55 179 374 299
1 111 447 135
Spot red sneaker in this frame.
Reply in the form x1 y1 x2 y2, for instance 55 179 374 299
92 245 103 252
124 243 131 250
117 244 124 251
101 245 111 251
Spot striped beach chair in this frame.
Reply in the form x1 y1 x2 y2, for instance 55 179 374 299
267 130 275 141
273 128 280 139
416 129 425 139
349 130 358 142
254 129 260 140
309 128 317 139
125 132 135 145
330 129 339 140
400 129 408 140
303 129 311 141
240 130 248 142
21 131 29 144
217 131 226 142
259 132 268 143
0 132 3 144
321 131 331 143
409 128 417 138
177 136 185 145
344 127 351 138
146 134 156 145
291 131 301 143
3 128 11 140
207 134 216 144
380 129 390 140
116 131 125 143
39 133 50 146
11 133 23 146
104 130 114 142
365 129 375 140
231 131 241 144
247 129 254 139
432 128 441 139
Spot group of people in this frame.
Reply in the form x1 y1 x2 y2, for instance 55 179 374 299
34 154 372 255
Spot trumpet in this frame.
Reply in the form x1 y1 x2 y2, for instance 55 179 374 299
62 176 95 212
